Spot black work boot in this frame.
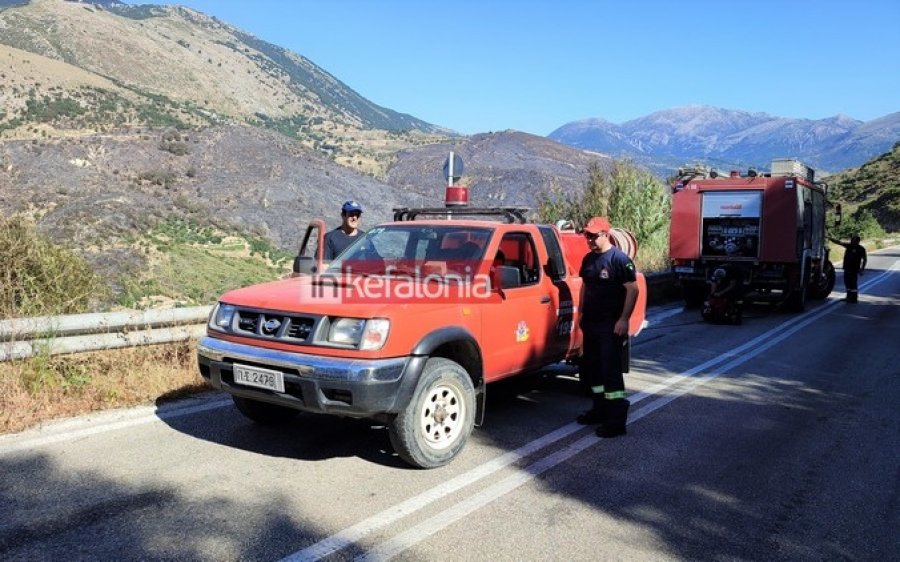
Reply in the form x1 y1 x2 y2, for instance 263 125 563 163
596 399 629 438
576 394 606 425
846 291 858 303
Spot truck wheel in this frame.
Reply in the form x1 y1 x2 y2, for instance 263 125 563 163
232 396 300 425
809 261 836 300
388 358 475 469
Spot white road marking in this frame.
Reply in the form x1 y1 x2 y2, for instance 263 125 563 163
645 304 685 324
292 260 899 562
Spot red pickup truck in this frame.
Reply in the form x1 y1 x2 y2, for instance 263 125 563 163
197 205 646 468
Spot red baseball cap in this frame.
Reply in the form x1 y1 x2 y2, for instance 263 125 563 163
583 216 611 235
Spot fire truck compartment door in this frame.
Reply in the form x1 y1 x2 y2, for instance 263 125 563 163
700 191 762 259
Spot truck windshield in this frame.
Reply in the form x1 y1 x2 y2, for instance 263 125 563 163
326 225 493 279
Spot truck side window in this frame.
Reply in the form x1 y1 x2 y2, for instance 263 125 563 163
497 232 540 287
538 226 566 281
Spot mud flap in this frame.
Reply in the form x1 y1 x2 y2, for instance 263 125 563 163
475 379 486 426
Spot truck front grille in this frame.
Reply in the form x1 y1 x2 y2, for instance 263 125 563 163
233 309 318 344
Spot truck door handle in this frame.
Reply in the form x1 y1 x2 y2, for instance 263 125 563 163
540 295 551 304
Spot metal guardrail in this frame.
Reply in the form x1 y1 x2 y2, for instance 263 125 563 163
0 272 678 362
0 306 212 362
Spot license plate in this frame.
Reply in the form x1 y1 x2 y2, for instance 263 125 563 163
675 266 695 273
233 363 285 393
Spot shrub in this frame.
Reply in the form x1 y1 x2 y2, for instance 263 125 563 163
829 208 886 240
0 216 108 318
159 141 190 155
537 160 671 271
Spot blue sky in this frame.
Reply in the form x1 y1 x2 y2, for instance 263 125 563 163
145 0 898 135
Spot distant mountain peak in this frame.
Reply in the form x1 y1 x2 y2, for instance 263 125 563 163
548 105 899 175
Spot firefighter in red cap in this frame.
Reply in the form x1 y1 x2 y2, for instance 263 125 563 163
576 216 639 438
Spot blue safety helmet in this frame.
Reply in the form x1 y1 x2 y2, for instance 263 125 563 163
341 200 363 214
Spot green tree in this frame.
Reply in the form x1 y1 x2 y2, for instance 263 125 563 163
537 160 671 270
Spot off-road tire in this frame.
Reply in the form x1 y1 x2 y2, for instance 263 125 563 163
388 358 475 469
232 396 300 425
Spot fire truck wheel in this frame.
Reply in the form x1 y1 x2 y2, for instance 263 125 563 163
809 261 836 300
388 357 475 469
232 396 300 425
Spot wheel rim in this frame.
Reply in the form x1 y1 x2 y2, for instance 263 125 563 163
418 383 465 450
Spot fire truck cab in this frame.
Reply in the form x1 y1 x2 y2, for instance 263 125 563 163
669 159 835 311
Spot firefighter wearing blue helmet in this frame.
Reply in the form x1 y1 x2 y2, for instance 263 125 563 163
324 200 365 260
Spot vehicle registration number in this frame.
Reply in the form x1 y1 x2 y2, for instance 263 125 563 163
675 266 695 273
233 363 285 393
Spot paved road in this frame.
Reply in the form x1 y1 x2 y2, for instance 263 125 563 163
2 249 898 561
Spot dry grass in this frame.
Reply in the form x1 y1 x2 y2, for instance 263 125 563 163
0 340 211 434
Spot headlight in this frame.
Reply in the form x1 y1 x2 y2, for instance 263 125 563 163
328 318 365 345
210 303 236 331
327 318 390 350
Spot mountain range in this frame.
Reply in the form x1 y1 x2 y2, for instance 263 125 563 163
549 106 900 177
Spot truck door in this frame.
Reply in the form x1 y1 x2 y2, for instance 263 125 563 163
538 226 578 360
292 219 326 276
482 231 558 380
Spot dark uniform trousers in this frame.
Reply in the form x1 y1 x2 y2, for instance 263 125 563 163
581 321 630 431
845 267 860 302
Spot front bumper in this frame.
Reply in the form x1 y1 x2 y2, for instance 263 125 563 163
197 336 421 417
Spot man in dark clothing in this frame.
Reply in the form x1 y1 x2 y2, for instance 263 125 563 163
324 200 365 260
702 266 743 324
829 235 867 303
576 216 639 438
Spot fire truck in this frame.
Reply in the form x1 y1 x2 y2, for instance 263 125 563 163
669 159 835 311
197 155 646 468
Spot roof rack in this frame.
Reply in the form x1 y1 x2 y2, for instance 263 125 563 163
392 206 531 224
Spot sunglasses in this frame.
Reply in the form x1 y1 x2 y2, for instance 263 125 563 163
584 232 605 241
346 212 362 219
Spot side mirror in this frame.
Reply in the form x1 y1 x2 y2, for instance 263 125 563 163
491 265 521 291
293 255 317 275
835 203 843 225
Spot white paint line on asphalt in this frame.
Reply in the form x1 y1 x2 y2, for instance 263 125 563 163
645 305 685 324
0 396 232 456
355 432 601 562
282 422 585 562
352 262 899 561
304 262 900 561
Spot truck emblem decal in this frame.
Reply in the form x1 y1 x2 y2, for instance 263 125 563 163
263 318 282 333
516 321 530 342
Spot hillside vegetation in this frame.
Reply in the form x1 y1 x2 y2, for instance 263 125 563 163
0 215 107 318
0 0 450 177
825 142 900 235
